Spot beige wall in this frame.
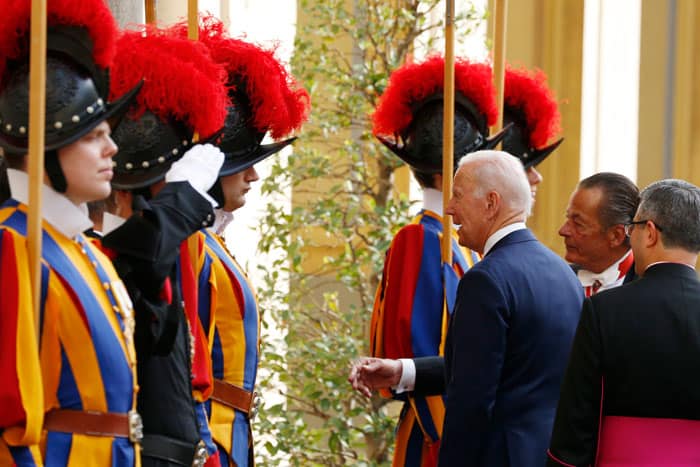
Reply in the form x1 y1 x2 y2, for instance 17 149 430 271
669 1 700 186
490 0 585 255
637 0 671 188
626 0 700 189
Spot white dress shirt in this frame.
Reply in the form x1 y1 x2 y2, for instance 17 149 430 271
422 187 443 216
212 208 234 235
482 222 527 256
7 168 92 239
101 212 126 236
577 249 633 293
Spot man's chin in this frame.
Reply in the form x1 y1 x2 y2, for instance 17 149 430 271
563 250 579 265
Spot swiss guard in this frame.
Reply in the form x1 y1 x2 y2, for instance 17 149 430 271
502 65 563 199
369 55 503 467
107 25 228 467
0 0 143 465
168 16 310 467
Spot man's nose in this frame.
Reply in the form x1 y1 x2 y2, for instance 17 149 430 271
527 167 543 186
105 136 118 159
558 221 570 237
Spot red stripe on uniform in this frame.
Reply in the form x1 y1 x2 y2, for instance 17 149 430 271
383 224 424 359
181 241 212 397
0 230 28 426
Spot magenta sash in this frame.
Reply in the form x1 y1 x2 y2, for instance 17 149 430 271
597 415 700 466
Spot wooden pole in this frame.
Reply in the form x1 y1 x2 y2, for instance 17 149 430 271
187 0 199 40
145 0 157 24
27 0 47 339
491 0 508 140
188 0 199 142
441 0 455 264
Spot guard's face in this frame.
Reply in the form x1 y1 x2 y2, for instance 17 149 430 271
446 166 490 252
558 186 614 272
526 166 543 203
58 121 117 205
220 165 260 212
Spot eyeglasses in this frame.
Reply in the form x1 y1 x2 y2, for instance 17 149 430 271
623 219 664 237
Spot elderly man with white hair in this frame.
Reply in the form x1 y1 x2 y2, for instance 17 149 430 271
350 151 583 467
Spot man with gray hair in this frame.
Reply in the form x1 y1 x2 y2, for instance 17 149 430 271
548 179 700 466
350 150 583 466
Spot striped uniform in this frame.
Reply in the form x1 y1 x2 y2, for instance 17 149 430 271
196 229 259 467
179 234 221 467
370 210 477 467
0 200 139 467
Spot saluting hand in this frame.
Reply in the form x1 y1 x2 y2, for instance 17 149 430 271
165 143 225 207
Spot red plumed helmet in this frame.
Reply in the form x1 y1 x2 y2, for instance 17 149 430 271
0 0 140 193
372 55 504 173
0 0 118 82
109 26 229 190
502 66 563 168
167 15 310 176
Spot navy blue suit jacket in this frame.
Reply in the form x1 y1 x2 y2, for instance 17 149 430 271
433 228 583 466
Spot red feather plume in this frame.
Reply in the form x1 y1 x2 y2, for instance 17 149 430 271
109 26 228 139
167 15 310 139
504 66 561 149
0 0 118 82
373 55 497 136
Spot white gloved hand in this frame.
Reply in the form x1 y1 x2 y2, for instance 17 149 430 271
165 143 224 207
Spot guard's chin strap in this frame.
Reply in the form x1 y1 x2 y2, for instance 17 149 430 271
45 150 67 193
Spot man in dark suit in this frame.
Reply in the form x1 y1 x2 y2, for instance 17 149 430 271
559 173 639 296
547 179 700 466
350 150 583 466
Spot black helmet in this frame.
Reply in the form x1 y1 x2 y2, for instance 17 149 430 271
108 26 229 191
502 66 563 169
168 16 310 178
373 56 506 174
110 112 197 190
216 96 297 177
0 4 141 193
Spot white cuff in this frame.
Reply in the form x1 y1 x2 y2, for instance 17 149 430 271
394 358 416 394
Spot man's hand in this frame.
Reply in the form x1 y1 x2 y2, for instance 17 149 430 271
348 357 403 397
165 143 224 206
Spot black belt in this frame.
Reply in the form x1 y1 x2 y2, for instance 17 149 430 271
141 434 208 467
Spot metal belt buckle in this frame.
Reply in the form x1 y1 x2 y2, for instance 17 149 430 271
128 410 143 443
249 392 261 421
192 440 208 467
